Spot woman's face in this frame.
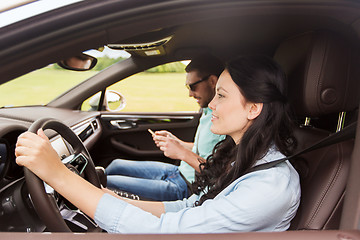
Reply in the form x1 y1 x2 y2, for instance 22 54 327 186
208 70 262 144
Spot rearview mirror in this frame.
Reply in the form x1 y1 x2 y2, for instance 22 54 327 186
57 53 97 71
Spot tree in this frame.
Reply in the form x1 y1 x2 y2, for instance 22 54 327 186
146 62 186 73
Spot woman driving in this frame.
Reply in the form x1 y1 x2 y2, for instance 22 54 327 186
15 55 300 233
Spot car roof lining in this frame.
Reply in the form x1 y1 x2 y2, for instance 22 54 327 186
0 0 360 83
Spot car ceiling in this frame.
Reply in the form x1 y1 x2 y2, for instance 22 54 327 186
0 0 360 83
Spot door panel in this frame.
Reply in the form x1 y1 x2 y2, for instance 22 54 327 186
90 112 201 167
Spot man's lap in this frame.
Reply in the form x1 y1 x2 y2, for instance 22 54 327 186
106 159 179 180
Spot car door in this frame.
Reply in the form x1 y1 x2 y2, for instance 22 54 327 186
93 111 200 166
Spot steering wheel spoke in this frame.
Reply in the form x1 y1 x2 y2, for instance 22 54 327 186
62 153 89 175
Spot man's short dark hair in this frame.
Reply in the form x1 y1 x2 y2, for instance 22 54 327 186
185 54 224 78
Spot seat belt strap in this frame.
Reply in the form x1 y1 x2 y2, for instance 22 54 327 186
246 121 357 174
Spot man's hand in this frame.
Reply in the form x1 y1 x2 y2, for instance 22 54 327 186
152 130 203 172
153 131 187 160
153 130 178 145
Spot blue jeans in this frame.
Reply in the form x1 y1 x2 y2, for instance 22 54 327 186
105 159 189 201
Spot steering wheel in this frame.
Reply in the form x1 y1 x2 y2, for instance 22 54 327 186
24 118 101 232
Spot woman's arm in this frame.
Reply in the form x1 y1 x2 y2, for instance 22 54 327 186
94 167 299 233
102 188 165 217
15 129 165 219
16 131 298 234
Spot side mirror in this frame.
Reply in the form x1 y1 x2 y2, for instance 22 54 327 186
58 53 97 71
106 90 126 111
88 90 126 112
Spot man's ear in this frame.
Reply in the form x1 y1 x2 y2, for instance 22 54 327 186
208 75 218 88
247 103 263 120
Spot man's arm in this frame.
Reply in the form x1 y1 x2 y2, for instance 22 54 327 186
177 149 205 172
153 132 204 172
180 141 194 151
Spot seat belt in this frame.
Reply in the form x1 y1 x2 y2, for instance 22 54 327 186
247 121 357 174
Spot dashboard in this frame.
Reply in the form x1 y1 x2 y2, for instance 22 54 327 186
0 106 102 232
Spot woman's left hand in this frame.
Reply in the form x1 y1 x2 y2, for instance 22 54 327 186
15 129 66 183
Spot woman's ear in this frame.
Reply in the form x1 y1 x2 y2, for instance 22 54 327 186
247 103 263 120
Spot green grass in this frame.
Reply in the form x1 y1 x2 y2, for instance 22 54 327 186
0 68 199 112
105 72 199 112
0 69 96 107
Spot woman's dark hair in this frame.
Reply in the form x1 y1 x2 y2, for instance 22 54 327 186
192 55 297 205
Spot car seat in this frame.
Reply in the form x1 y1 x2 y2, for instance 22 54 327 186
274 30 360 230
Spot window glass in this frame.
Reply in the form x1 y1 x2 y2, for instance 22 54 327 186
0 46 129 108
82 61 199 112
0 65 96 108
81 91 102 111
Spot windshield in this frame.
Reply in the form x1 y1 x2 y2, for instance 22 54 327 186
0 66 95 108
0 47 130 108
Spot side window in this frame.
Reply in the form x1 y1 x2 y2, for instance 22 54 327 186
82 61 199 112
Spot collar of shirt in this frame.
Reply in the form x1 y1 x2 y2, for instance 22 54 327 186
202 107 211 116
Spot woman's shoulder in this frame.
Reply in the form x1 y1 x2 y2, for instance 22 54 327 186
252 145 299 181
255 145 285 165
224 159 300 198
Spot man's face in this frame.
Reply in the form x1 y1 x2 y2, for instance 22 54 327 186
185 71 216 108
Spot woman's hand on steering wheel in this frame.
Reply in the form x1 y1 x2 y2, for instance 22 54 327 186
14 118 102 232
15 129 67 185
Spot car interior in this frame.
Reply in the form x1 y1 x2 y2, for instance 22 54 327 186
274 30 359 230
0 0 359 239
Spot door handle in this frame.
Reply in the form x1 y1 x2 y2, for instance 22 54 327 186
110 120 137 129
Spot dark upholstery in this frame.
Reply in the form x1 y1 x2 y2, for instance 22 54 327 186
274 31 360 118
274 31 359 230
290 127 353 230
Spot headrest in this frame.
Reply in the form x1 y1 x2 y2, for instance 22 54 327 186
274 31 360 118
